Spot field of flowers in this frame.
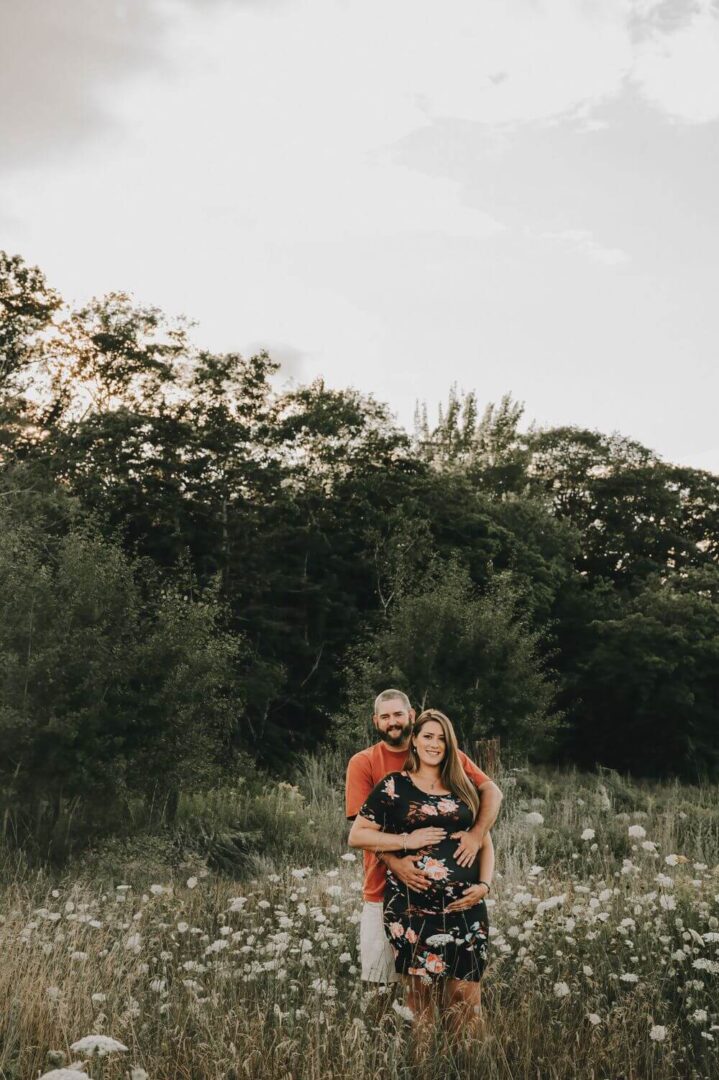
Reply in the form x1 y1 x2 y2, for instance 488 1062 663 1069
1 764 718 1080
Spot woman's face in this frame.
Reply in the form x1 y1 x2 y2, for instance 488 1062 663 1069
412 720 446 768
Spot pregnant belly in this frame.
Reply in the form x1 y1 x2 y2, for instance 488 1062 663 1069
413 839 479 896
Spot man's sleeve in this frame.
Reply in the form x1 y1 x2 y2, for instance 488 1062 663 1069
345 752 374 820
458 750 491 787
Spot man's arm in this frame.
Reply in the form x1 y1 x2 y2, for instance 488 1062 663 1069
345 754 432 892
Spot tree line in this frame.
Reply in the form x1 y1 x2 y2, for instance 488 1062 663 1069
1 251 718 849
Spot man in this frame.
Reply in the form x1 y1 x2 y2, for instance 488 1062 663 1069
345 689 503 984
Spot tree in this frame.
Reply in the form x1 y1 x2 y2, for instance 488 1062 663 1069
344 560 560 755
566 569 719 779
0 503 244 854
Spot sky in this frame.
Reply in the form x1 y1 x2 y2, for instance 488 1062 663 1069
1 0 718 470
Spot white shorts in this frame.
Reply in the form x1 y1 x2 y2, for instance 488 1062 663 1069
359 901 400 983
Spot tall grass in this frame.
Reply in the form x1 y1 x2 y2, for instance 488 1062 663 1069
1 758 718 1079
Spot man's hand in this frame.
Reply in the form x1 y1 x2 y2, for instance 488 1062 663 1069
384 854 431 892
445 883 489 913
450 829 484 868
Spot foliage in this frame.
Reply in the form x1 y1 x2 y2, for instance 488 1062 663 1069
0 498 243 857
344 560 560 755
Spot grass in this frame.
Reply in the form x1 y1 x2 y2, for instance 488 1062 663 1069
1 758 718 1079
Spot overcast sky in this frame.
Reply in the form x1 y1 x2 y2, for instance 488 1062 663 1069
1 0 718 469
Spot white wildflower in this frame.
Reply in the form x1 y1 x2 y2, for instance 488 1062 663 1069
649 1025 666 1042
340 853 356 862
691 1009 708 1024
38 1071 89 1080
581 828 595 841
149 885 166 896
70 1034 128 1056
587 1013 601 1025
628 825 646 839
392 1000 415 1023
620 973 639 983
553 981 570 998
665 854 679 866
525 812 544 826
131 1070 149 1080
186 876 198 890
425 933 454 947
91 993 106 1005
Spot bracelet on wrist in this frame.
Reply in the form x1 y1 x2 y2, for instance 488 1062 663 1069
478 879 491 893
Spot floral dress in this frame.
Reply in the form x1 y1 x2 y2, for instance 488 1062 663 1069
358 771 489 983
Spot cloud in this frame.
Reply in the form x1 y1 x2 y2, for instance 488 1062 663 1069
541 228 631 266
0 0 167 169
632 1 719 122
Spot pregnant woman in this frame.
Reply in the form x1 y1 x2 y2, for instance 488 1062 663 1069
349 709 494 1042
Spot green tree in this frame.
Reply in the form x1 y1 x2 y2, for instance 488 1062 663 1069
566 568 719 779
0 505 243 854
345 560 560 755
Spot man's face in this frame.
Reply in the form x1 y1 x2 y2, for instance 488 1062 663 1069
373 698 414 747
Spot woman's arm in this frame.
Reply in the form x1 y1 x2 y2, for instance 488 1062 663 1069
348 814 447 853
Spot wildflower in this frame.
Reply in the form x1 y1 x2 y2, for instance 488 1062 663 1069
659 895 676 911
228 897 247 912
691 1009 708 1023
70 1034 129 1056
649 1025 666 1042
38 1072 89 1080
392 1000 415 1023
425 933 454 947
582 965 593 976
665 854 679 866
91 993 107 1005
525 812 544 826
131 1070 149 1080
620 973 639 983
628 825 646 839
46 987 61 1002
70 951 88 962
149 885 166 896
186 876 198 889
641 841 657 852
587 1013 601 1025
339 952 352 963
177 921 189 933
553 981 570 998
324 885 342 897
340 852 356 862
581 828 595 841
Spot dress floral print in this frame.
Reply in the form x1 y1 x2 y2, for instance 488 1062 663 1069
359 771 489 983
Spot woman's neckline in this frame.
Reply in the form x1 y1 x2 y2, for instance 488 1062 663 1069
401 771 452 797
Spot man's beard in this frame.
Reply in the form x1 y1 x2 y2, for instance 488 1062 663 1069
381 722 411 747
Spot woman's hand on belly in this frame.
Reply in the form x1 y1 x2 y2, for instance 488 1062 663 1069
444 882 489 913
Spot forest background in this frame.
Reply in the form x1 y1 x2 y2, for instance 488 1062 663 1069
1 249 718 863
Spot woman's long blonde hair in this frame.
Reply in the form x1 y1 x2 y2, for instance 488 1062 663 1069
406 709 480 821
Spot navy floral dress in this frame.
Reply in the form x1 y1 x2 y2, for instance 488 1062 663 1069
359 771 489 983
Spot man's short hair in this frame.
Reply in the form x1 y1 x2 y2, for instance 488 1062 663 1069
373 689 411 715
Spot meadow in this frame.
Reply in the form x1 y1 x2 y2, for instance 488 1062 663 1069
1 757 718 1080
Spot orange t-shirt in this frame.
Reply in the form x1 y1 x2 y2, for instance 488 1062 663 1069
345 742 491 902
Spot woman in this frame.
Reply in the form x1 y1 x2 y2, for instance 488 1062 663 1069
349 709 494 1039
